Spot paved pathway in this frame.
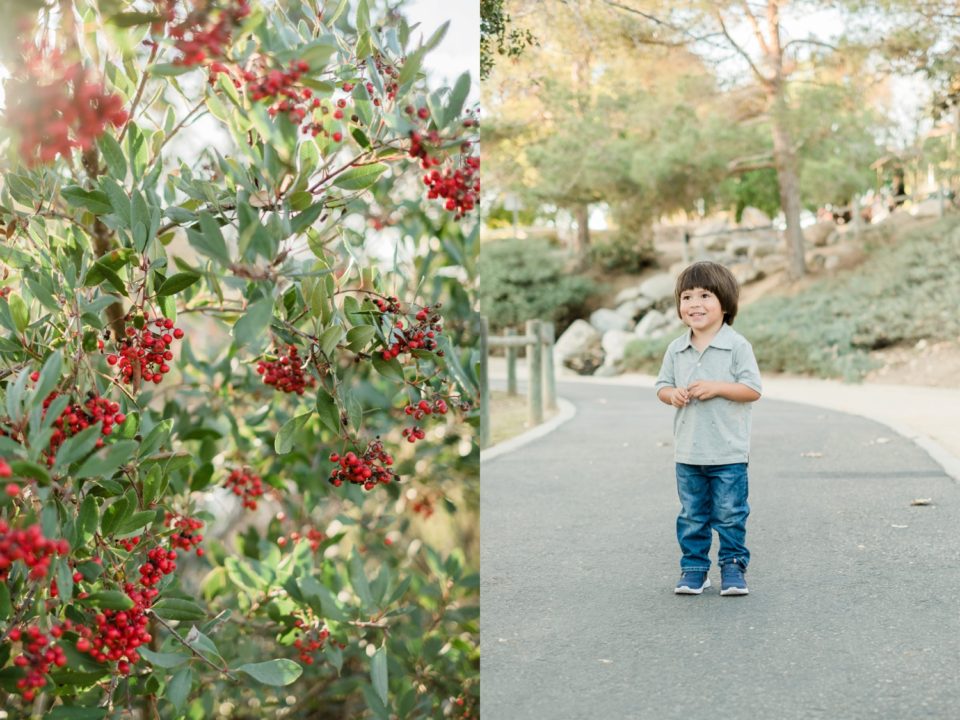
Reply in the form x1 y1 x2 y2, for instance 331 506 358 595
481 381 960 719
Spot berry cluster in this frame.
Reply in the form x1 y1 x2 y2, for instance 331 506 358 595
328 440 397 491
291 616 330 665
402 397 449 444
379 304 444 361
224 468 265 510
108 317 184 388
75 582 155 675
45 392 126 460
162 0 251 66
0 457 17 498
276 527 326 551
410 493 435 519
423 155 480 219
405 107 480 218
9 624 67 701
165 513 205 556
0 521 69 581
139 546 178 587
4 45 128 166
257 345 316 395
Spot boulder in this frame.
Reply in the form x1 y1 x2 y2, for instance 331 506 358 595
729 262 762 286
614 284 647 304
756 255 787 275
803 219 837 247
615 296 655 321
589 308 632 333
600 329 636 369
726 237 753 257
553 320 601 365
749 238 781 258
638 273 676 304
692 216 731 237
634 309 672 339
740 206 772 228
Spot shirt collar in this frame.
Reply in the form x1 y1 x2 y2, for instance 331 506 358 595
678 322 735 351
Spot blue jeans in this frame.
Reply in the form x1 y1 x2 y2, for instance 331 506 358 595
675 462 750 572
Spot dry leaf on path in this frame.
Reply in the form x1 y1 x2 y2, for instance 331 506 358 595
910 498 933 506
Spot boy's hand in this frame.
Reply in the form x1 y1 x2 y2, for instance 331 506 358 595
669 387 690 407
686 380 719 400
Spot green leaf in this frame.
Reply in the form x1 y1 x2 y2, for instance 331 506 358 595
8 293 29 333
424 20 450 51
346 325 376 351
138 648 190 669
315 389 341 435
33 349 62 402
83 590 134 610
167 666 194 713
110 10 162 27
138 419 173 457
318 325 344 358
157 272 201 297
355 0 370 33
116 510 157 536
10 460 49 486
349 547 374 609
190 212 231 266
46 708 109 720
85 260 128 296
275 412 312 454
77 496 99 545
74 440 138 479
150 62 191 77
236 659 303 687
232 297 273 350
152 597 207 621
371 645 388 706
290 203 326 235
372 355 404 382
333 163 388 191
100 495 131 536
62 186 113 215
54 425 103 469
444 71 471 127
55 557 74 602
0 581 10 620
98 134 127 179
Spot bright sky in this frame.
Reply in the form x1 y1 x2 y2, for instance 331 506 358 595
403 0 479 97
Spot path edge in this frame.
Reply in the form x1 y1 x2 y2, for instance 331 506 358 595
480 397 577 463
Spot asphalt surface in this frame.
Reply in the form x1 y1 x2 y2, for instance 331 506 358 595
481 381 960 720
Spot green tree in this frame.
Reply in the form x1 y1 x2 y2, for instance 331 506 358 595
0 1 479 718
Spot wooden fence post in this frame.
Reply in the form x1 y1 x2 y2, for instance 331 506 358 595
526 319 543 426
541 321 557 411
505 327 518 396
480 316 490 449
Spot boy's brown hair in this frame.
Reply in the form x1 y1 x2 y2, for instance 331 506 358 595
674 261 740 325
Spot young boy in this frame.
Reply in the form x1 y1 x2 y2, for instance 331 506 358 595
654 262 762 596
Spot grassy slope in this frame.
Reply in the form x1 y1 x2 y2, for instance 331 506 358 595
623 216 960 381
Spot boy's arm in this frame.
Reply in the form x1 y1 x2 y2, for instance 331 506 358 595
686 381 760 403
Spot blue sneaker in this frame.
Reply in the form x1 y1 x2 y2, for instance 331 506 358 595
720 562 749 596
674 571 711 595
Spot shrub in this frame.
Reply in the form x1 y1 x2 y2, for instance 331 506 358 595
480 239 597 332
0 2 479 718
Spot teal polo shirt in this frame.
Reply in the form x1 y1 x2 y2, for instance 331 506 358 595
654 323 763 465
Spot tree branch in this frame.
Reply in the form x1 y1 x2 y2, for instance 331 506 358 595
740 1 770 57
714 9 774 87
782 38 840 54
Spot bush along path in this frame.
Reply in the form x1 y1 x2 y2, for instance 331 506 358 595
482 380 960 720
0 2 479 718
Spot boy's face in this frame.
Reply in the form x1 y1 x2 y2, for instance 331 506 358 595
679 286 724 334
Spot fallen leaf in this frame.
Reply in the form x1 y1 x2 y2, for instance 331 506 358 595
910 498 933 506
800 451 823 458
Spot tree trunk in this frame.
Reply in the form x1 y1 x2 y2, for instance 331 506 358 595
573 204 590 258
770 114 806 279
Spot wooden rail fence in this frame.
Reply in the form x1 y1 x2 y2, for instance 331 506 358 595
479 318 558 449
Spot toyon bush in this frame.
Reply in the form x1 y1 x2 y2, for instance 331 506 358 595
0 0 479 718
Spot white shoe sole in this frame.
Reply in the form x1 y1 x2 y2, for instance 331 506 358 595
720 586 749 596
675 577 711 595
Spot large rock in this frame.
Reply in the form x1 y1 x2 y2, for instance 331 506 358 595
726 237 753 257
554 320 601 366
634 309 673 339
614 284 647 304
740 206 772 228
600 329 636 369
589 308 632 333
803 219 838 247
692 216 731 237
729 262 762 286
638 273 676 304
615 296 655 321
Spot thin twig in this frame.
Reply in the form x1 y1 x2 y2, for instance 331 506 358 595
148 611 238 680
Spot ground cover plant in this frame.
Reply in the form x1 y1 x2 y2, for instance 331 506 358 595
0 1 479 718
623 217 960 380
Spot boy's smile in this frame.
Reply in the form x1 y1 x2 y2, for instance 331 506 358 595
679 287 724 336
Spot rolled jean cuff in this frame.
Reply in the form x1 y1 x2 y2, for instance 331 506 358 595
680 565 710 573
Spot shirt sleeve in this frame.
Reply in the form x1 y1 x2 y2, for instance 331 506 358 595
654 345 676 397
732 340 762 394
